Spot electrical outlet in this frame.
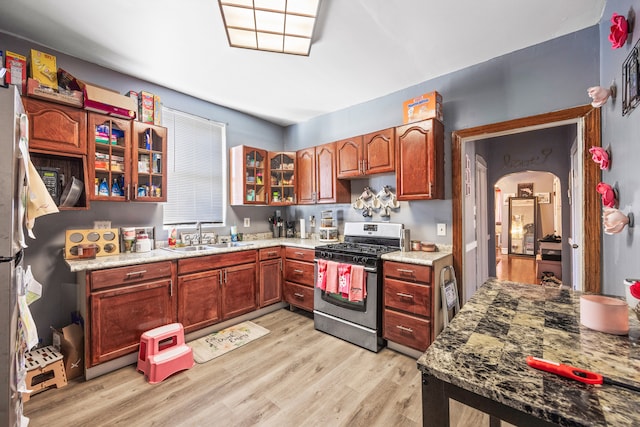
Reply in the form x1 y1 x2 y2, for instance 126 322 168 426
437 223 446 236
244 218 250 227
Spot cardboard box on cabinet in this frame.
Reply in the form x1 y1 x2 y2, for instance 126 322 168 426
52 323 84 380
403 91 443 123
79 80 137 120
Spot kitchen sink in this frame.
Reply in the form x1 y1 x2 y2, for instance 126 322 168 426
207 242 253 248
163 242 253 252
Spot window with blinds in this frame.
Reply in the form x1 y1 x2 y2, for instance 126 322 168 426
162 107 226 225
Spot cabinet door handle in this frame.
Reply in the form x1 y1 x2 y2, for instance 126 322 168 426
224 269 228 284
396 292 414 299
295 251 305 257
397 268 415 276
219 271 223 287
126 184 130 201
169 279 173 297
396 325 414 333
294 293 305 298
267 251 278 257
294 269 304 274
125 270 147 277
279 259 283 271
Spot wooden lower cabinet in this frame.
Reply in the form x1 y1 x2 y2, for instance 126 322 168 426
177 269 221 334
221 262 257 319
283 247 315 311
89 278 173 366
382 261 434 352
259 248 282 307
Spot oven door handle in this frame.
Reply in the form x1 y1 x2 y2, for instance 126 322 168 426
314 259 377 274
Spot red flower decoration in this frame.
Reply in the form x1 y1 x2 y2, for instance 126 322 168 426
609 13 628 49
589 146 610 170
596 182 617 208
630 281 640 299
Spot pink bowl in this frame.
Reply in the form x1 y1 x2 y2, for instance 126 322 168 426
580 295 629 335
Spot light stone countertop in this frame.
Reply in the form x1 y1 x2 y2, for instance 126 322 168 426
381 248 452 266
418 278 640 426
65 238 320 272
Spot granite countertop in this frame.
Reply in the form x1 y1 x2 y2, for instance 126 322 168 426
418 278 640 426
381 246 452 266
65 238 320 272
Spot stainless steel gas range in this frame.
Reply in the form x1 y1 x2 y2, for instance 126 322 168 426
313 222 404 352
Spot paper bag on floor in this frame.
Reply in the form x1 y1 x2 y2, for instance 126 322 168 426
52 323 84 380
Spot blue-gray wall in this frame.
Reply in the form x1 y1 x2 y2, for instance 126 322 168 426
2 20 607 342
598 1 640 295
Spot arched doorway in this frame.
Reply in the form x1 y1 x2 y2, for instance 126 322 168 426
452 105 602 302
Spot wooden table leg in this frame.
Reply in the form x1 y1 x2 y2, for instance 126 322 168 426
422 373 449 426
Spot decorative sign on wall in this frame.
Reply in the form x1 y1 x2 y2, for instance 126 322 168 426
535 192 550 204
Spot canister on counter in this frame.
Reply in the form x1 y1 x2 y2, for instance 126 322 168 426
411 240 421 251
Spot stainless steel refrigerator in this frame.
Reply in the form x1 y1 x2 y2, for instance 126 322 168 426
0 86 27 426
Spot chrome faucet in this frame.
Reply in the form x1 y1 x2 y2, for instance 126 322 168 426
195 221 202 245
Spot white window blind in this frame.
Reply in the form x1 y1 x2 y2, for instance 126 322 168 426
162 107 226 225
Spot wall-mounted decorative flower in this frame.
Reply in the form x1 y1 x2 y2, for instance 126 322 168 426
587 84 617 107
588 146 610 170
596 182 617 208
609 12 629 49
602 207 633 234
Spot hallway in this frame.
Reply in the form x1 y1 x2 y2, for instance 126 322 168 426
495 250 537 285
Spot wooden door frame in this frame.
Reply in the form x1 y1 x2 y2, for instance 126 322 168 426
451 105 601 295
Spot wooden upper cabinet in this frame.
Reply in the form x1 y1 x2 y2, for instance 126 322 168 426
336 136 363 178
229 145 267 205
336 128 394 178
315 142 351 204
23 97 87 155
363 128 395 175
395 119 444 201
296 147 316 204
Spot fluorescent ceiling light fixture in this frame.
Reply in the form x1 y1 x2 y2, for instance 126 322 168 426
219 0 320 56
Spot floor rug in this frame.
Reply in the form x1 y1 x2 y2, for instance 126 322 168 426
189 321 270 364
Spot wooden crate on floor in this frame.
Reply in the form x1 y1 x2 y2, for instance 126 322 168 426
23 346 68 402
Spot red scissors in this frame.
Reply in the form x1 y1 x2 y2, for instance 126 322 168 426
526 356 640 392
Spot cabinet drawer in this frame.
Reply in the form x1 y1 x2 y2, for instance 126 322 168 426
384 261 431 283
285 247 315 263
283 281 314 311
383 309 431 352
284 259 314 287
90 261 172 291
259 247 282 260
384 278 431 317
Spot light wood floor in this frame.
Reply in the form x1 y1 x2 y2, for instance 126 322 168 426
24 309 508 427
495 250 537 285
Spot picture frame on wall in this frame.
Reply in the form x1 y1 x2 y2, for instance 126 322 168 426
535 192 550 204
623 38 640 116
517 182 534 197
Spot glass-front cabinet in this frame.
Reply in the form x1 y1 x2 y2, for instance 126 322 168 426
132 122 167 202
88 113 131 201
229 145 267 205
268 152 296 205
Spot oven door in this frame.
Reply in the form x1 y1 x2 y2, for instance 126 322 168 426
314 261 379 330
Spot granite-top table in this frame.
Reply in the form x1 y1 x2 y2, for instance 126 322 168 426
418 279 640 426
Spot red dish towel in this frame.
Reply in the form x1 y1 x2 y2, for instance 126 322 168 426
338 263 352 297
349 265 367 302
316 259 328 290
325 261 339 294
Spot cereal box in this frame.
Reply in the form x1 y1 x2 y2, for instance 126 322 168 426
30 49 58 90
403 91 443 124
6 50 27 94
138 91 154 124
153 94 162 125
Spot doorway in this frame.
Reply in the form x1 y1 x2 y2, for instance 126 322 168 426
452 106 602 302
494 171 561 285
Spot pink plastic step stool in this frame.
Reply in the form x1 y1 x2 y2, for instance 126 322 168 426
137 323 194 384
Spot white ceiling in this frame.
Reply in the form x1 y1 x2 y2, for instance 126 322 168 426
0 0 606 126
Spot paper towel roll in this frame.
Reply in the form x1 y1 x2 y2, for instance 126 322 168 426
300 218 306 239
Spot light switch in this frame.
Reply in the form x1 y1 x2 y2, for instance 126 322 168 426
437 223 446 236
244 218 250 227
